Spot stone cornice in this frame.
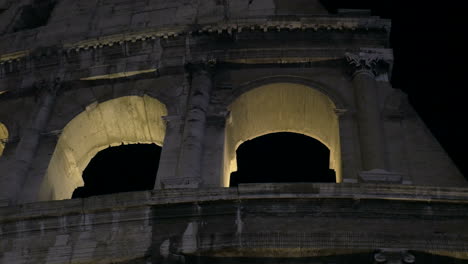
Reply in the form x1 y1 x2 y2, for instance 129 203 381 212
66 17 389 53
0 16 390 64
63 17 389 52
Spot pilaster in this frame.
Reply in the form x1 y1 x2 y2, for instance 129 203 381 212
345 50 403 184
4 77 61 204
201 112 228 187
172 62 215 188
156 115 184 189
335 108 360 184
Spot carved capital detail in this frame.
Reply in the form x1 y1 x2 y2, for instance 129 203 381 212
33 76 62 100
345 49 393 80
162 115 184 131
185 58 217 76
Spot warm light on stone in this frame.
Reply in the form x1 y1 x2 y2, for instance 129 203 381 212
79 69 157 80
224 83 341 186
0 123 8 157
39 95 167 200
0 0 466 262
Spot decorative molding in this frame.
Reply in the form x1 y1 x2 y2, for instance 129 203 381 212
0 50 29 64
0 17 390 58
162 115 184 131
34 76 62 96
206 112 228 128
185 59 217 75
345 48 394 79
334 108 349 117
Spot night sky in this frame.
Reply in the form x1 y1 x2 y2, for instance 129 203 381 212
323 0 467 178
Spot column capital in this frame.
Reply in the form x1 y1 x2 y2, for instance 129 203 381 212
334 108 349 117
185 59 217 76
206 111 229 128
162 115 184 133
162 115 184 124
345 49 393 80
33 76 62 97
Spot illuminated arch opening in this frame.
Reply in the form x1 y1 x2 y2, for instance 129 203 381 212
0 123 8 157
72 143 162 198
40 95 167 201
224 83 341 186
230 132 335 186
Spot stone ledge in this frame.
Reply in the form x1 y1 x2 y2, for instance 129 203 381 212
1 183 468 223
1 184 468 262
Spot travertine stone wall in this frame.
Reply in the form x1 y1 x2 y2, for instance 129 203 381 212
0 66 465 203
0 0 465 205
0 2 466 264
1 184 468 264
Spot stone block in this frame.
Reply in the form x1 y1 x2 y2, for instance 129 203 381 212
358 169 403 184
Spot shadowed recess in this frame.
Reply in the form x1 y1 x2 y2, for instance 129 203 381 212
72 144 161 198
224 83 341 186
230 132 335 186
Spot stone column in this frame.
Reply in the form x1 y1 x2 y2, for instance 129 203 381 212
175 63 214 187
156 115 183 188
201 113 228 187
346 51 402 183
350 66 387 171
335 109 360 183
5 78 60 203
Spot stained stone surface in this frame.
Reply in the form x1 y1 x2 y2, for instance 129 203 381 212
0 0 466 263
1 184 468 263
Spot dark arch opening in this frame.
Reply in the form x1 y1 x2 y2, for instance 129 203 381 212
72 143 161 198
230 132 335 187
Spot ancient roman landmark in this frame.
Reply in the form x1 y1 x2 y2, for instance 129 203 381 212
0 0 467 263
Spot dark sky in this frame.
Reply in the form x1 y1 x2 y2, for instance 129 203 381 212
324 0 467 178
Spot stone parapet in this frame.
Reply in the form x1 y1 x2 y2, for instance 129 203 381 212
1 184 468 263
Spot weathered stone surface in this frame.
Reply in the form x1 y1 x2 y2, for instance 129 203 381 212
0 1 466 263
1 185 468 263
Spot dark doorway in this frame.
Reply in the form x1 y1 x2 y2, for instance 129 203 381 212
72 143 161 198
230 132 335 187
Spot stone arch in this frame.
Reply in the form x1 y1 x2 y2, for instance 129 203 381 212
224 82 341 186
225 76 346 109
0 123 8 157
39 95 167 201
50 82 178 134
